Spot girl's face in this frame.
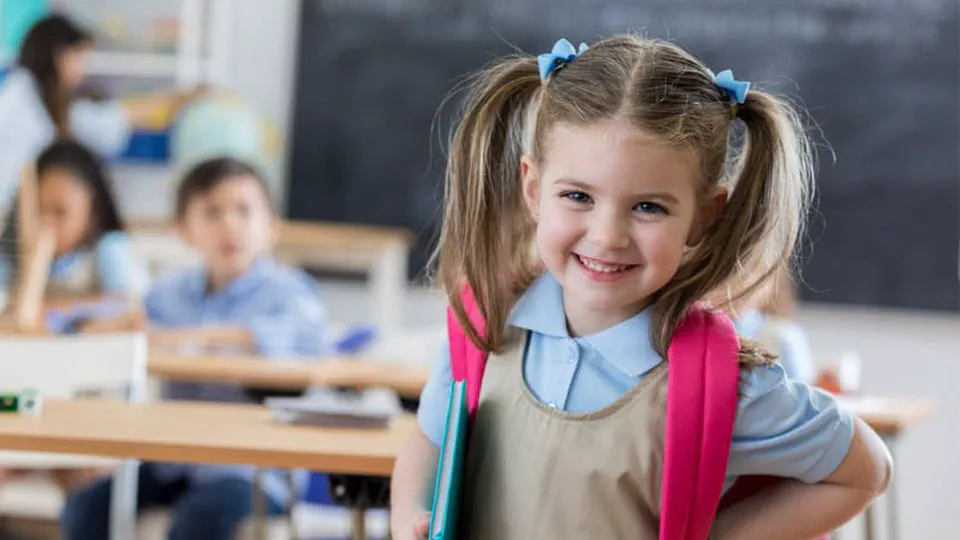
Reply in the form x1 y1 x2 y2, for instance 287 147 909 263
522 117 724 336
57 43 90 91
39 167 94 256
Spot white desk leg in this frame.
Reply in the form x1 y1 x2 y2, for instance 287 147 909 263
370 245 407 332
109 459 139 540
884 434 901 540
863 504 876 540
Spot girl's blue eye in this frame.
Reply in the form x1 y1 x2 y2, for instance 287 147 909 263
562 191 592 204
635 202 667 215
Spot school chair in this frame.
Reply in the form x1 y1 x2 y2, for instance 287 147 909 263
0 332 148 540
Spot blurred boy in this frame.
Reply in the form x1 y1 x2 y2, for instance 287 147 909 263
61 157 330 540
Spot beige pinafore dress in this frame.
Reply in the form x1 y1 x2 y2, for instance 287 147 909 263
462 333 669 539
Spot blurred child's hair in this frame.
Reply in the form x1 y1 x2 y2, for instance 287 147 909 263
434 35 814 356
0 140 123 279
751 265 799 318
175 157 271 219
709 263 800 319
37 139 125 237
17 14 92 133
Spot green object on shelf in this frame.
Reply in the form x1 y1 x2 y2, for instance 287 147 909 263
0 0 49 63
0 392 19 413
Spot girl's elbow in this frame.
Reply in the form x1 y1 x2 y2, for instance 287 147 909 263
871 445 894 496
835 419 894 497
859 421 895 496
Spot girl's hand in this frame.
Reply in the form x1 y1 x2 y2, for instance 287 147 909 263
391 510 430 540
413 511 430 540
395 511 430 540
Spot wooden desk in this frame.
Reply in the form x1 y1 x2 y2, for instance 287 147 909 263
0 399 414 540
839 396 936 436
838 395 935 540
149 355 937 439
0 399 412 476
148 354 429 399
130 220 414 330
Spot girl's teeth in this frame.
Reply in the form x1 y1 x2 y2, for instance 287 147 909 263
578 256 627 273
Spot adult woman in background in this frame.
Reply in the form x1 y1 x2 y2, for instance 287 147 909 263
0 13 197 219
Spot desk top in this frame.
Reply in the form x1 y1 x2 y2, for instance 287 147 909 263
131 220 414 251
0 399 413 476
838 396 937 436
148 355 429 399
149 357 936 435
0 394 932 477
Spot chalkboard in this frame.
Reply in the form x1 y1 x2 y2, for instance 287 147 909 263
287 0 959 311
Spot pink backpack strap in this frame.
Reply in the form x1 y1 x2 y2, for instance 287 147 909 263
447 293 747 538
446 286 488 419
659 308 741 540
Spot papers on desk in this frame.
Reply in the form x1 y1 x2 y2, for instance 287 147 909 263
267 388 401 429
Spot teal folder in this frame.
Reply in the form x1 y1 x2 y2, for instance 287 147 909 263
428 380 468 539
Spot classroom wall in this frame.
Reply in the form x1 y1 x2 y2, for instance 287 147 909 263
216 0 301 207
316 281 960 539
111 0 302 220
795 307 959 540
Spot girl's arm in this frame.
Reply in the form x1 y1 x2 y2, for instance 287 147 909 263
15 225 54 331
118 88 206 128
391 428 439 540
71 87 206 157
712 416 891 540
391 341 454 539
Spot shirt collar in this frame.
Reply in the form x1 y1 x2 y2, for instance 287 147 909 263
186 257 274 302
507 272 662 377
507 271 568 337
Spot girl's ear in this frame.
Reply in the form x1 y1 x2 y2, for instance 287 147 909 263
521 155 541 221
687 187 728 246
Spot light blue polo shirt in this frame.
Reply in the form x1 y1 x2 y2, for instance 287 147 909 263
418 272 854 490
145 257 331 505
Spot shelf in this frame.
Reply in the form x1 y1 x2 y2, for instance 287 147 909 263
86 50 204 78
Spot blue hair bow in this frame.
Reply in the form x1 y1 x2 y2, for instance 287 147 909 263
711 69 751 104
538 38 589 81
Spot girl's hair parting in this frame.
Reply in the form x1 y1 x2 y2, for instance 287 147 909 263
17 14 93 133
434 35 814 356
36 138 126 237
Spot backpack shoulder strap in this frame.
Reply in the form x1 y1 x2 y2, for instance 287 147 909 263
659 308 741 540
446 286 488 420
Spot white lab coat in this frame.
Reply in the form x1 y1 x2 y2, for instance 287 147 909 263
0 68 131 215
